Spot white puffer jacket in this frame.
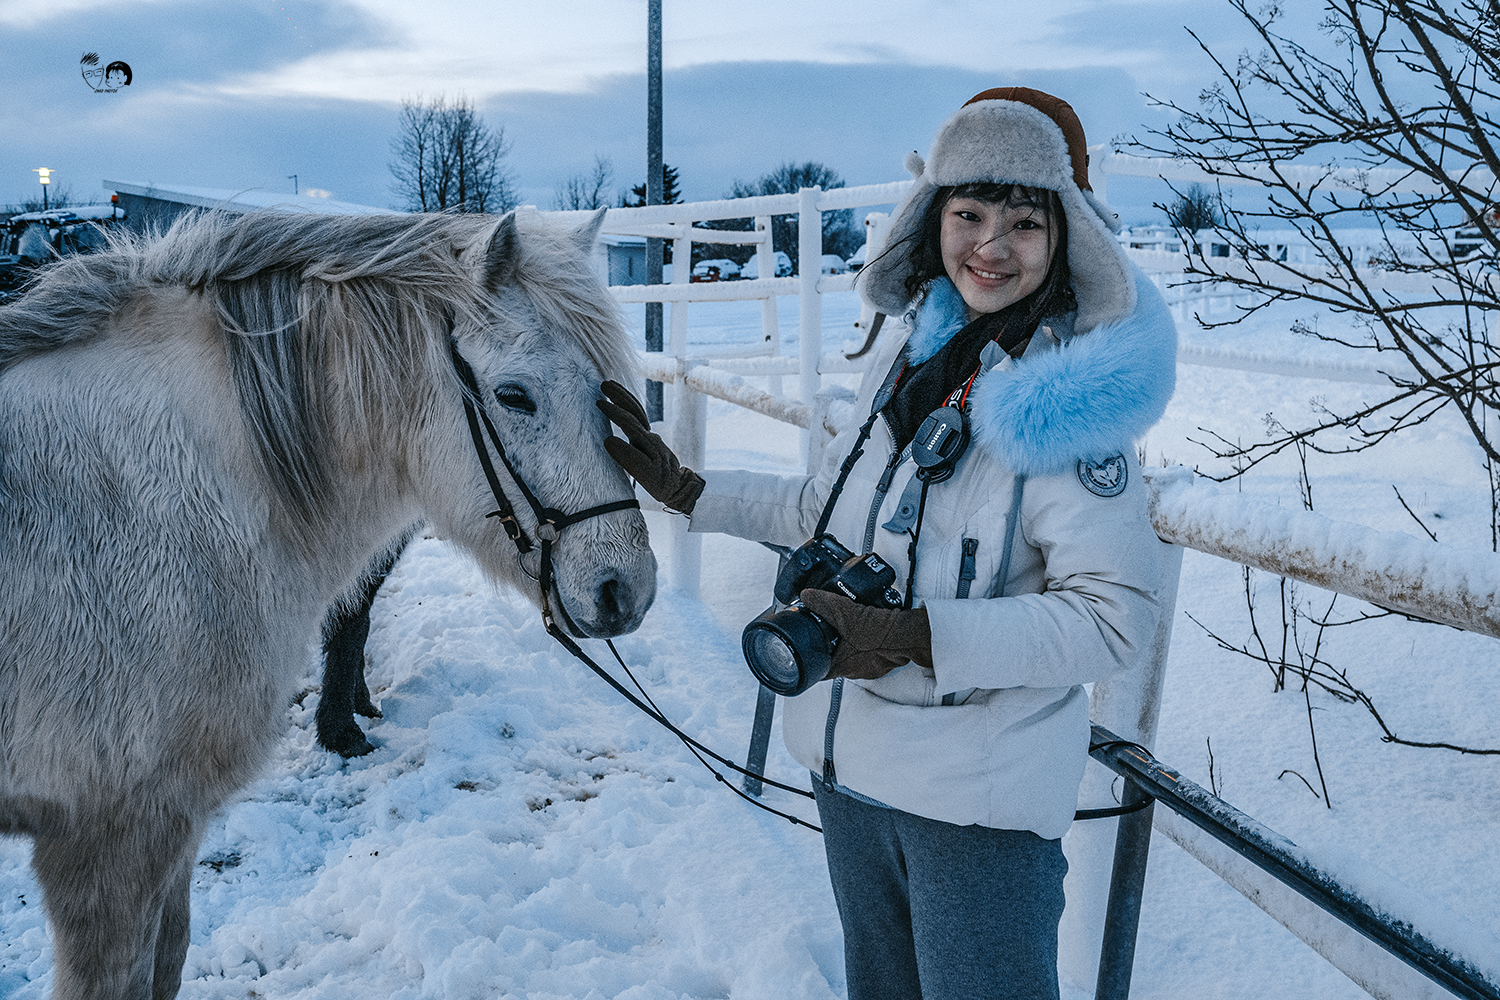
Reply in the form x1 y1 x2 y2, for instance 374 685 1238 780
689 266 1179 840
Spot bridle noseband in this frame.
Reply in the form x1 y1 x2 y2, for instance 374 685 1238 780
449 341 640 633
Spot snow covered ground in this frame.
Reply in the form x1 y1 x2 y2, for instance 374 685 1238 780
2 288 1497 999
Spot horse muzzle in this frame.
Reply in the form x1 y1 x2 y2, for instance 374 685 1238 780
555 551 658 638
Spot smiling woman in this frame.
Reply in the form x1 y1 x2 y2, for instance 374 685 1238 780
594 86 1179 1000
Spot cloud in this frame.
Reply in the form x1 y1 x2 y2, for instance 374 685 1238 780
208 0 1222 105
1 0 1271 221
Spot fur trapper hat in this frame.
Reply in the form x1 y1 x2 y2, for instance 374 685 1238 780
860 87 1136 334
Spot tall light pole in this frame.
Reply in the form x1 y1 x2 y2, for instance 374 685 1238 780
33 168 53 211
644 0 664 421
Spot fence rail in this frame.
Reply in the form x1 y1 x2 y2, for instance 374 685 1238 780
1088 725 1500 1000
1079 469 1500 998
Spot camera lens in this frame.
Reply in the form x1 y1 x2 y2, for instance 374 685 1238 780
742 607 835 696
743 627 802 692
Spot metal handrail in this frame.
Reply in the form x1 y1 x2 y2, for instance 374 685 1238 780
1088 724 1500 1000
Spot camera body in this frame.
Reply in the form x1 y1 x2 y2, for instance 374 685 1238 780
743 534 902 696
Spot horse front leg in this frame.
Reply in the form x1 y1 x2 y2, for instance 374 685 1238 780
31 815 201 1000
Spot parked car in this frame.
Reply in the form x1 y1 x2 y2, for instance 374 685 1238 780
0 205 124 303
691 258 742 282
820 253 848 275
739 251 793 279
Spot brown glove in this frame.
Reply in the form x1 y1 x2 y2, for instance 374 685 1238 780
799 588 933 681
596 380 705 515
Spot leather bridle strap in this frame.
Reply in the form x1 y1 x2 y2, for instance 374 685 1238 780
446 341 820 827
449 341 640 564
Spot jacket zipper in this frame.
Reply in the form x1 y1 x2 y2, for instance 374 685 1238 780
942 538 981 707
822 678 844 788
955 537 980 599
863 425 906 553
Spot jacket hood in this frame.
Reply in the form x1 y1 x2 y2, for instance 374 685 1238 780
959 266 1177 478
861 96 1135 335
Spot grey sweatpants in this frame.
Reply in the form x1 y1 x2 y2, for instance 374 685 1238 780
814 782 1067 1000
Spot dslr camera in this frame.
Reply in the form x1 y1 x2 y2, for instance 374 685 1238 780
741 534 902 696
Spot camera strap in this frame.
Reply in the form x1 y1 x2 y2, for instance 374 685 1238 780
810 346 912 539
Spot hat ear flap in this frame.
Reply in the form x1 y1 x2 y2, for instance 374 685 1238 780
904 150 926 178
1082 189 1124 234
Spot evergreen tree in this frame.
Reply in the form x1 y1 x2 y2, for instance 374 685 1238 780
623 164 681 207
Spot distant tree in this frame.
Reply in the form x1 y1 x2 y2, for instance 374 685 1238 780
554 155 615 211
623 163 682 207
704 161 859 272
1165 183 1220 233
389 95 514 213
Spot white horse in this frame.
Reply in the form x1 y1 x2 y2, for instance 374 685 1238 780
0 207 656 1000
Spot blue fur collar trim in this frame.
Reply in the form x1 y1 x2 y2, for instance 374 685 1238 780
966 266 1177 477
906 278 969 365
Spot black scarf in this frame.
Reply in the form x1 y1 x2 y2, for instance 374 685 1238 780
883 300 1036 452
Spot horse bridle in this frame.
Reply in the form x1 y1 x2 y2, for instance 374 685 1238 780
449 341 640 635
448 341 1152 831
450 344 829 828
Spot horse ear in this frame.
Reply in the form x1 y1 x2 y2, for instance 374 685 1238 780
574 207 608 252
483 213 520 291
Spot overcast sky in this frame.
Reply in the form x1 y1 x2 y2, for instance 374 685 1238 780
0 0 1300 223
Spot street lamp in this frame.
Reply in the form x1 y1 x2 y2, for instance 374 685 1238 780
33 167 53 211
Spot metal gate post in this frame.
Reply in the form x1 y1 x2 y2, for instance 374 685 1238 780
1095 780 1157 1000
742 684 777 796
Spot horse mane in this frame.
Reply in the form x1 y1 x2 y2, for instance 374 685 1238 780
0 209 636 536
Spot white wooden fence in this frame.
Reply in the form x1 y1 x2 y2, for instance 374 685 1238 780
543 166 1436 590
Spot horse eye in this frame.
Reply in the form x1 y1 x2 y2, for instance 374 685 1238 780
494 385 536 414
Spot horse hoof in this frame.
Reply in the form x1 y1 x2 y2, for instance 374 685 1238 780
316 720 376 758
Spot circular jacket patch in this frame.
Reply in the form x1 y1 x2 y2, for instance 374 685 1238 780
1077 455 1128 498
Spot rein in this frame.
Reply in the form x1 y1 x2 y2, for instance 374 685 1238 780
449 341 820 828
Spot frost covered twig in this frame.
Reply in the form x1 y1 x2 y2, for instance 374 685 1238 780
1140 0 1500 528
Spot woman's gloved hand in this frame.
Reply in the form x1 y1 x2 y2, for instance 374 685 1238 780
596 380 705 515
799 588 933 681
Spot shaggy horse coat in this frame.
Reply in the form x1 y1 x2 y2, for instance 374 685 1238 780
0 208 656 1000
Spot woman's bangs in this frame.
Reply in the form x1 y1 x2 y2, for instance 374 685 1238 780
949 182 1052 211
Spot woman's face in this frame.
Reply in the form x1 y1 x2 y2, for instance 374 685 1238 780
939 194 1054 319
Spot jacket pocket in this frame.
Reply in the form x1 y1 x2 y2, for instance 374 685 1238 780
943 537 981 707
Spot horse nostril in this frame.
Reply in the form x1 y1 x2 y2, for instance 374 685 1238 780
597 577 625 621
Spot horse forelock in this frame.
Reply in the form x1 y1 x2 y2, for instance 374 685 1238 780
501 212 638 385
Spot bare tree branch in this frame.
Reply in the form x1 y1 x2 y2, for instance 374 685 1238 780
1133 1 1500 540
389 95 514 214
